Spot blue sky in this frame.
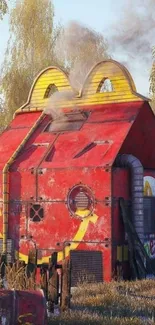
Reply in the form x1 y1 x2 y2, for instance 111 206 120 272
0 0 153 96
53 0 121 32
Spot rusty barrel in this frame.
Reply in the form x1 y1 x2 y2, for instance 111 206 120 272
0 289 47 324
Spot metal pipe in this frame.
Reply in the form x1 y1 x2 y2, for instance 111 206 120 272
115 154 144 243
2 112 45 254
14 107 43 118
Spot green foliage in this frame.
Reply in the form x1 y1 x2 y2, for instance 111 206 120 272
0 0 61 128
0 0 7 20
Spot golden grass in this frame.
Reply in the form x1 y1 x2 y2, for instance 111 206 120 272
2 264 155 324
49 312 145 325
48 280 155 325
0 263 38 290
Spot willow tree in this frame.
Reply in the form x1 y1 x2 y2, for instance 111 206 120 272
150 46 155 102
0 0 7 19
1 0 61 127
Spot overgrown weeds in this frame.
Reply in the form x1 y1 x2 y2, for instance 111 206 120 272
2 264 155 324
0 262 37 290
49 313 146 325
48 280 155 325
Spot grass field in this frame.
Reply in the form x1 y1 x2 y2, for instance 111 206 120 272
3 264 155 324
48 280 155 325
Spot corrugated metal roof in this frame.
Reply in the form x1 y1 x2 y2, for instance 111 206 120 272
7 101 144 171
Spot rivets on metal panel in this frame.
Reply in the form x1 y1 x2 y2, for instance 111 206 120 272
104 164 111 172
104 197 111 206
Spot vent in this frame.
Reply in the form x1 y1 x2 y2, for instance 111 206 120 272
70 250 103 286
30 204 44 222
45 146 55 162
74 142 96 158
74 140 112 159
67 184 94 217
74 191 89 210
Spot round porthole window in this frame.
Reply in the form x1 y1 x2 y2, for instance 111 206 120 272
67 184 94 218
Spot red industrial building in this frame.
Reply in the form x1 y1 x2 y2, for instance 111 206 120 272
0 60 154 283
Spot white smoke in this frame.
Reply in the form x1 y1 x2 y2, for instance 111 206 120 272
45 90 74 118
55 21 109 91
46 21 109 119
45 6 155 120
106 0 155 96
44 90 75 124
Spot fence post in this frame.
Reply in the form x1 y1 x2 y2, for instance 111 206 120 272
48 265 59 304
40 265 48 299
47 252 59 314
61 259 71 311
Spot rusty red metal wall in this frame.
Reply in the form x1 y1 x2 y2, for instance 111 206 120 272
0 100 150 280
0 289 47 324
120 102 155 168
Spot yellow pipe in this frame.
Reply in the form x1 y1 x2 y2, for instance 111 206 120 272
2 112 44 253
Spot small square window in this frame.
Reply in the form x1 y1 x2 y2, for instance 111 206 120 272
30 204 44 222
